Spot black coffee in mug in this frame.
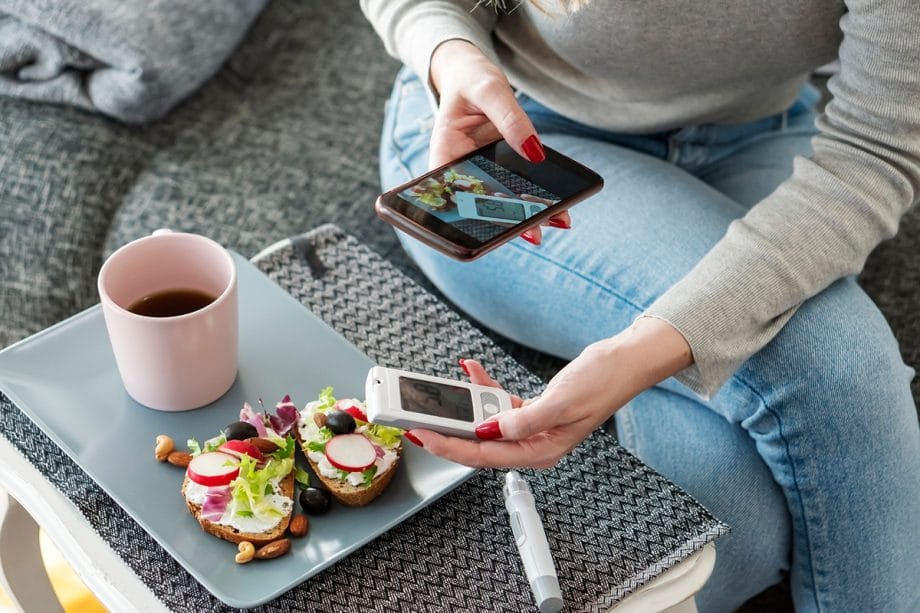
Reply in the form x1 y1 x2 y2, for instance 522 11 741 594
127 288 217 318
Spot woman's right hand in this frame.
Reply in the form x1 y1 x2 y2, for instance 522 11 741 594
428 40 570 240
429 39 543 168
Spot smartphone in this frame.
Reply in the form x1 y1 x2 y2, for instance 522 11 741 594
455 192 548 224
375 139 604 261
364 366 513 439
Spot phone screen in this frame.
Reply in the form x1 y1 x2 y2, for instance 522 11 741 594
380 140 601 256
398 376 475 422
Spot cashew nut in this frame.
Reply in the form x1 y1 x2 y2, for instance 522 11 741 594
154 435 174 462
235 541 255 564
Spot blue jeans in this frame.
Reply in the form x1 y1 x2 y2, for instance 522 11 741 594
378 67 920 612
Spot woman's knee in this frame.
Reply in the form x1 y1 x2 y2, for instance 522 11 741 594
733 279 916 432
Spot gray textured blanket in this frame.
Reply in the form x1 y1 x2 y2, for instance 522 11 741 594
0 0 266 122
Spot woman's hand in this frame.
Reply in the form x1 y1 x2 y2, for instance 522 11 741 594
405 317 694 468
429 39 570 238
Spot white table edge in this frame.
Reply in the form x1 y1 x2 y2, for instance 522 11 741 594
0 434 167 612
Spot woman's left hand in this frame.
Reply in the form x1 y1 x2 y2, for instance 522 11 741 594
406 317 694 469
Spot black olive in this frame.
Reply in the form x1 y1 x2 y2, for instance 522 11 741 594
325 410 356 435
299 487 332 515
223 421 259 441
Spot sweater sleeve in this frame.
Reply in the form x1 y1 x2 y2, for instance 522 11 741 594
645 0 920 398
359 0 499 90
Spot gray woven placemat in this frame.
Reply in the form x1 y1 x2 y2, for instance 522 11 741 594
0 224 726 611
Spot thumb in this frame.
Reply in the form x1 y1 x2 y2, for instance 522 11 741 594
461 359 524 407
476 394 562 441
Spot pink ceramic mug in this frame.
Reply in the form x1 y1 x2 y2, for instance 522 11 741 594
97 230 238 411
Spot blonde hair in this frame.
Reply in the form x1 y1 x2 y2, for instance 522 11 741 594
552 0 590 10
479 0 590 14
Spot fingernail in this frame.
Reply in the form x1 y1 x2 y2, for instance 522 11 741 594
475 420 502 440
548 218 570 229
520 231 540 245
404 431 423 447
459 358 470 376
521 134 546 163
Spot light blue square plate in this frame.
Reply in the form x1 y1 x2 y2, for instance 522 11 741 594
0 252 475 609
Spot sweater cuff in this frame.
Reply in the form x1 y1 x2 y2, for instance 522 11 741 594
638 313 715 399
390 9 499 105
640 291 797 400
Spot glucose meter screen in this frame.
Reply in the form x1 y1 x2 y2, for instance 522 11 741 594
475 197 527 221
398 377 475 422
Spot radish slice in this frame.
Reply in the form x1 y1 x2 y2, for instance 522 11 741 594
219 439 264 461
335 399 368 423
324 434 377 472
187 452 241 487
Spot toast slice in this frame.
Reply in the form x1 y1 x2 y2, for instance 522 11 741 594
294 426 401 507
294 390 404 507
182 472 295 546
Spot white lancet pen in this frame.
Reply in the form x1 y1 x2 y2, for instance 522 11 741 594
503 471 563 613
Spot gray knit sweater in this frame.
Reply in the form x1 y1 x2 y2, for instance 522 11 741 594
361 0 920 397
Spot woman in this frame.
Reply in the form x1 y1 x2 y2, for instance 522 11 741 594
361 1 920 610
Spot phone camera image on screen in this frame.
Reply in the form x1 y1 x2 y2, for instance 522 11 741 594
398 377 475 422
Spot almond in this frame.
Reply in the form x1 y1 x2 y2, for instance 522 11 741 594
254 538 291 560
288 515 309 538
167 450 192 468
246 437 279 454
313 412 327 428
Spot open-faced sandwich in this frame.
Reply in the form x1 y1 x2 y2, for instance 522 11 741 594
295 388 404 507
181 396 303 546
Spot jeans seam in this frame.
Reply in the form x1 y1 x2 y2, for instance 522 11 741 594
615 403 638 454
388 125 419 187
507 241 647 315
386 79 425 186
731 372 823 612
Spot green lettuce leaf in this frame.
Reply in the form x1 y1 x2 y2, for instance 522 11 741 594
363 423 404 448
271 435 296 460
204 434 227 453
316 387 337 412
229 455 294 521
294 467 311 487
188 433 228 457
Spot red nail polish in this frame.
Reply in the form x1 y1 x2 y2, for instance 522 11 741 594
459 359 470 376
521 135 546 163
475 420 502 440
520 231 540 245
548 218 570 229
404 431 423 447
